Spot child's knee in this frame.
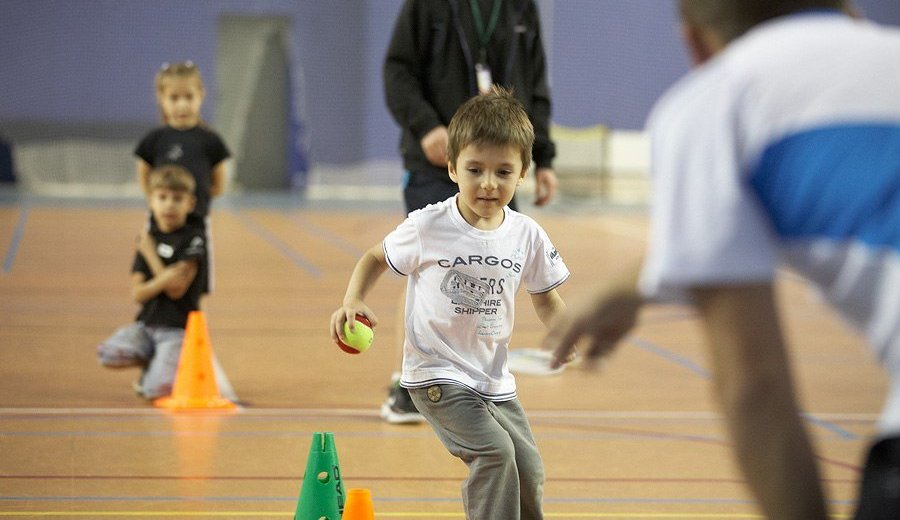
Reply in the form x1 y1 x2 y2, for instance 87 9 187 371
97 343 146 368
482 435 517 464
97 323 151 367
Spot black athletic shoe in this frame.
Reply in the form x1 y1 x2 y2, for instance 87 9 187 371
380 377 424 424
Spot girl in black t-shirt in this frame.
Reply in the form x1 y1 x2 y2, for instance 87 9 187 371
135 62 230 293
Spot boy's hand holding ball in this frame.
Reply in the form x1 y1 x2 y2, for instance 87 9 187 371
331 305 376 354
339 314 374 354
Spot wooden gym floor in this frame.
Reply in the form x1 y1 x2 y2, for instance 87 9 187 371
0 192 886 519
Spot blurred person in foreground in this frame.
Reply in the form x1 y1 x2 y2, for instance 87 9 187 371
543 1 900 518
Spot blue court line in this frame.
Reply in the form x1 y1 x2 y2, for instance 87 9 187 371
627 337 859 440
628 337 710 378
288 213 365 258
802 412 858 440
2 204 28 274
234 209 321 277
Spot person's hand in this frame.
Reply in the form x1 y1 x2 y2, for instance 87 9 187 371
330 300 378 346
168 261 194 283
533 167 558 206
420 126 449 167
543 280 643 369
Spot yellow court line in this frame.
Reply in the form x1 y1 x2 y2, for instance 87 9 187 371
0 513 854 519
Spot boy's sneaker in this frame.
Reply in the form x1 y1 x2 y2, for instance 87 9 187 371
131 368 154 400
380 376 424 424
132 372 148 399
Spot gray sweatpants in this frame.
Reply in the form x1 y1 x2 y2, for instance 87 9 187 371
97 321 183 399
409 384 544 520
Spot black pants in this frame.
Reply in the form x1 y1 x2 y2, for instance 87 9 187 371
855 436 900 519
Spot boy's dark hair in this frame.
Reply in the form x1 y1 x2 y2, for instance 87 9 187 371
680 0 847 43
447 85 534 171
148 165 196 194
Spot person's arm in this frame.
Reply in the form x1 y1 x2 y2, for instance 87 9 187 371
136 159 152 197
383 0 443 145
210 160 227 197
330 243 389 345
544 261 643 368
420 125 449 167
130 260 197 303
533 167 558 207
134 229 199 300
161 260 198 300
525 1 555 205
136 230 166 277
530 288 565 326
691 283 827 520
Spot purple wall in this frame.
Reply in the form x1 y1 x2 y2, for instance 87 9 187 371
0 1 218 123
551 1 687 129
1 0 898 166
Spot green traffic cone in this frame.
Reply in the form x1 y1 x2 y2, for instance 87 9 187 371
294 432 345 520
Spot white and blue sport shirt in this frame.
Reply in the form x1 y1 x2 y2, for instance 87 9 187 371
639 13 900 430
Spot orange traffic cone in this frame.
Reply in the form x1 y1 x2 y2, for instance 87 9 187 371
341 488 375 520
154 311 237 411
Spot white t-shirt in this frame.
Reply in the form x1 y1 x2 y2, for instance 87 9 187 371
384 195 569 400
640 13 900 431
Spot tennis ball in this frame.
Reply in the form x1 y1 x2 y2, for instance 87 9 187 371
338 314 374 354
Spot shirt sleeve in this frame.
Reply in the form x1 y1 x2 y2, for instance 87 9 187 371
206 130 231 165
382 216 421 277
179 232 206 263
523 0 555 169
132 252 150 277
134 130 157 164
522 224 569 294
638 70 777 303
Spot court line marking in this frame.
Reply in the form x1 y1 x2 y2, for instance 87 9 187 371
2 204 28 274
0 474 859 484
629 337 709 378
628 337 860 440
288 213 366 258
0 513 853 518
3 496 773 504
0 420 862 472
232 209 321 277
0 407 878 421
0 427 734 447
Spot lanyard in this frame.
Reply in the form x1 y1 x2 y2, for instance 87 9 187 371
469 0 502 61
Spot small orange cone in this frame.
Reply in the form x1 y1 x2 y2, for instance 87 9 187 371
341 488 375 520
154 311 237 411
